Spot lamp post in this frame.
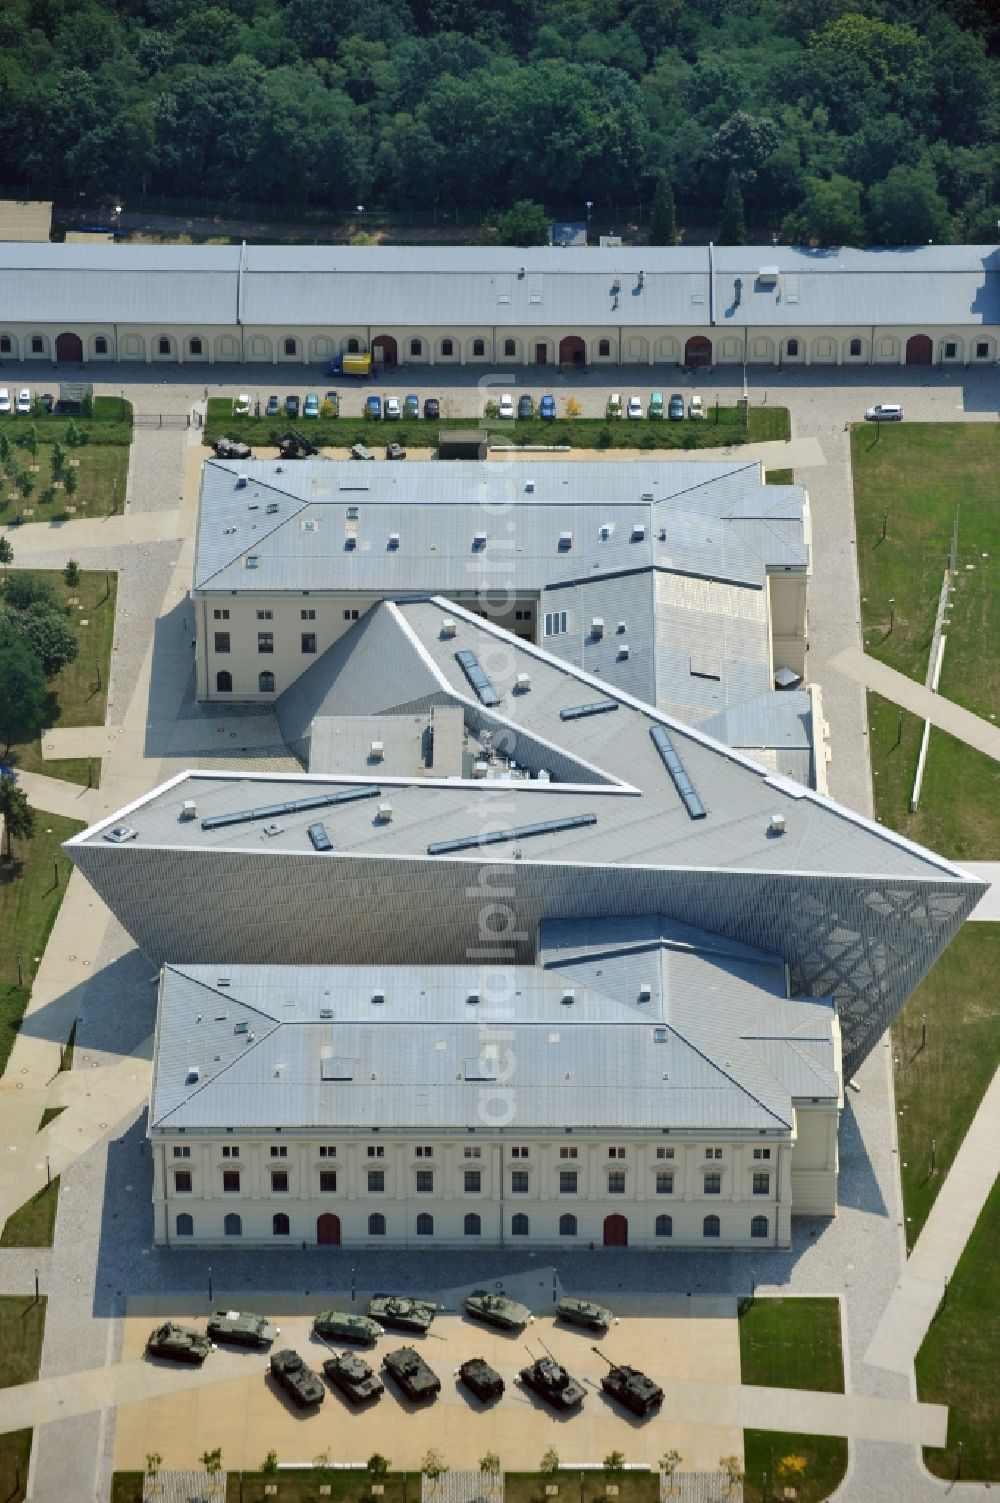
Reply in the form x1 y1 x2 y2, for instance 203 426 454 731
586 200 593 242
888 597 895 634
357 204 365 233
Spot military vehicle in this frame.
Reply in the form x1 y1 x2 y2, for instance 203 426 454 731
312 1310 382 1345
275 428 318 460
556 1297 614 1333
211 437 252 460
207 1310 279 1349
368 1294 436 1333
350 442 375 461
458 1357 504 1401
464 1289 531 1332
382 1345 441 1402
592 1346 663 1417
268 1348 325 1409
385 442 406 460
145 1322 213 1365
323 1350 384 1404
519 1342 586 1412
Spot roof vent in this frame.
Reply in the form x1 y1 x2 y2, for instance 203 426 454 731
617 620 626 633
654 1026 668 1043
561 989 576 1007
346 505 359 519
473 531 487 549
265 502 279 515
186 1066 200 1084
235 474 247 489
473 760 489 778
638 269 645 288
441 618 457 638
467 992 480 1006
591 617 604 638
371 991 385 1006
640 491 654 503
515 671 531 692
758 265 780 284
344 536 357 550
558 531 573 549
769 812 786 835
234 1021 248 1035
387 532 400 549
376 802 393 823
599 523 613 540
659 527 667 542
319 1007 334 1019
631 522 645 541
370 740 384 760
638 982 652 1002
181 799 198 820
245 555 259 569
525 479 535 493
618 644 630 660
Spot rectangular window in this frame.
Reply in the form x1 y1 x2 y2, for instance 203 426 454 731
301 633 317 654
214 632 230 653
410 338 422 357
343 608 360 621
544 611 568 637
319 1170 337 1193
511 1146 529 1159
222 1145 239 1159
510 1171 529 1194
415 1170 434 1193
367 1145 384 1158
753 1173 770 1195
301 608 316 620
319 1146 336 1158
464 1170 481 1193
463 1146 481 1159
656 1147 674 1159
367 1169 385 1193
442 339 454 356
559 1147 578 1159
559 1171 578 1194
256 609 273 621
704 1172 721 1194
271 1171 289 1193
94 335 109 354
608 1147 625 1160
223 1170 240 1193
752 1147 771 1160
174 1171 192 1193
976 342 989 358
607 1171 626 1194
190 338 203 356
656 1172 674 1195
172 1146 191 1159
213 608 230 621
158 337 170 355
257 632 273 654
415 1146 433 1158
705 1147 722 1159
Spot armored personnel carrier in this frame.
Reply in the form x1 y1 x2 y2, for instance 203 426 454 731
458 1356 504 1401
519 1343 585 1412
368 1294 436 1333
464 1290 531 1332
382 1345 441 1401
211 437 252 460
323 1350 384 1404
145 1322 213 1365
269 1348 325 1409
312 1309 382 1345
556 1297 614 1333
592 1346 663 1416
207 1310 279 1349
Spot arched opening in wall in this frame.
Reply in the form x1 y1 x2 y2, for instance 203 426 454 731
559 335 586 366
55 332 83 362
906 334 932 365
216 671 232 693
317 1213 341 1245
603 1213 628 1246
685 336 711 368
373 334 397 367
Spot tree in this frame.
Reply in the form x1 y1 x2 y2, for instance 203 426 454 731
63 560 80 589
603 1452 626 1480
146 1453 163 1495
63 467 78 500
19 472 34 504
719 1456 745 1491
421 1449 447 1489
21 425 38 459
260 1450 279 1475
1 605 78 678
867 162 952 246
65 421 81 449
480 1452 501 1475
777 1454 807 1486
51 443 66 480
0 538 12 576
0 639 48 757
368 1454 391 1481
718 170 746 245
540 1449 560 1477
783 174 866 246
659 1451 682 1481
1 574 62 614
200 1448 223 1495
711 111 781 184
649 174 677 245
0 776 35 858
496 199 549 246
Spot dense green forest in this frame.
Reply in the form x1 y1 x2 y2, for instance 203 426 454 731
0 0 997 241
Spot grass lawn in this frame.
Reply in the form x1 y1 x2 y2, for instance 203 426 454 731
38 1105 64 1129
506 1476 658 1503
0 1176 59 1247
916 1179 1000 1482
868 694 1000 860
226 1471 410 1503
1 566 117 787
765 468 794 485
0 443 129 524
853 423 1000 717
205 398 789 452
0 812 85 1076
891 924 1000 1250
739 1297 847 1503
0 1294 47 1503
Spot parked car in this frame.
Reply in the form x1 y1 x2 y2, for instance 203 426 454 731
627 395 644 420
423 397 440 419
606 392 623 419
668 393 685 420
865 403 903 421
303 392 320 419
688 394 705 419
365 394 382 420
16 389 31 415
403 393 420 419
40 393 54 413
233 393 252 416
324 391 340 416
498 392 515 420
265 395 280 418
384 396 401 420
648 391 664 419
0 389 10 415
285 394 300 419
517 394 534 420
539 394 556 420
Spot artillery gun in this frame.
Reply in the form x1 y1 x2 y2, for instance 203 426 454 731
275 428 318 459
518 1339 585 1411
591 1345 663 1416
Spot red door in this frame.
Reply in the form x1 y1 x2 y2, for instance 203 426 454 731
905 334 932 365
559 335 586 366
372 334 397 367
603 1214 628 1247
685 336 712 368
55 332 83 362
317 1213 341 1245
535 343 548 365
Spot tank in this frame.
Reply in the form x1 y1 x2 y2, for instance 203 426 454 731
145 1322 213 1365
382 1345 441 1401
464 1290 531 1332
459 1357 504 1401
323 1350 384 1404
556 1297 614 1333
312 1310 382 1345
268 1348 325 1409
207 1310 279 1348
519 1344 586 1412
592 1346 663 1417
368 1294 436 1333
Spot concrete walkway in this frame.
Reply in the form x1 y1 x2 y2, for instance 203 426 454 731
863 1062 1000 1376
3 509 185 553
962 865 1000 921
827 648 1000 764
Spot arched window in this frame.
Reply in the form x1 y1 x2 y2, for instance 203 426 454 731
284 337 297 356
175 1213 193 1237
598 338 611 357
272 1212 290 1236
655 1214 672 1238
189 337 203 356
751 1215 768 1240
216 670 232 693
473 338 485 356
95 336 108 354
703 1214 720 1239
347 338 360 353
224 1213 242 1237
416 1212 433 1236
504 338 515 357
368 1212 386 1236
410 338 422 356
258 670 275 693
0 336 11 353
511 1213 529 1237
158 337 171 356
32 336 44 353
786 338 799 357
464 1213 481 1236
849 338 862 357
441 338 454 356
559 1213 577 1237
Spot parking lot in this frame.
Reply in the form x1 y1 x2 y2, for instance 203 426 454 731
114 1293 741 1474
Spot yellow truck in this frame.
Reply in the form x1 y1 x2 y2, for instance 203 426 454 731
325 353 373 378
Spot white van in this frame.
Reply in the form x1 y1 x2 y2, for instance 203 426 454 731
606 392 623 419
864 403 903 421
